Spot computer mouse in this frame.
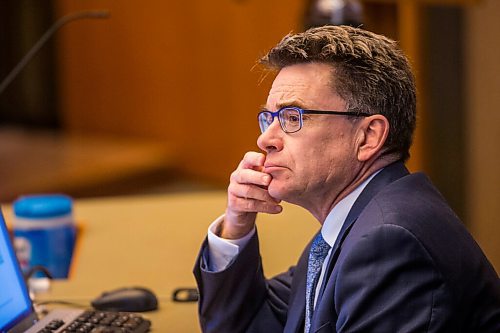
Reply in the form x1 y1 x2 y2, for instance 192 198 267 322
91 287 159 312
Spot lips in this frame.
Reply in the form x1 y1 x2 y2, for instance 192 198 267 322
264 163 287 173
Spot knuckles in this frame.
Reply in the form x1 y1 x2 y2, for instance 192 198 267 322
229 170 239 182
227 195 238 208
243 151 255 161
243 151 262 162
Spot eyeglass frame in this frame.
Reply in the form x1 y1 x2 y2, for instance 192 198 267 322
258 106 371 134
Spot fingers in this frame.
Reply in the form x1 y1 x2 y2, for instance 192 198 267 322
230 168 271 189
221 151 282 239
228 151 282 214
228 196 283 215
228 180 282 214
239 151 266 172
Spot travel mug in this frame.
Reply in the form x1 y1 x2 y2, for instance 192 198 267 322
13 194 76 279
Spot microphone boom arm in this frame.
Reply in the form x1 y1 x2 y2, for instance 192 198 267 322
0 10 110 95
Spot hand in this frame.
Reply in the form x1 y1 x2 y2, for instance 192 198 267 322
220 151 282 239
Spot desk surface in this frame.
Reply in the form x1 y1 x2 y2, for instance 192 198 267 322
4 191 318 332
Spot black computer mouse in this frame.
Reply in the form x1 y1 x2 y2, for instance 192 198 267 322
91 287 159 312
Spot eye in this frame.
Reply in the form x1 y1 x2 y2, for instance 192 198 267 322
283 108 301 124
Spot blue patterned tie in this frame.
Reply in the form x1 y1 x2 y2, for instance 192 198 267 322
305 232 331 333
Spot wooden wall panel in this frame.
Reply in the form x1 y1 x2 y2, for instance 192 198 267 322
397 1 426 172
56 1 433 186
55 0 305 184
465 0 500 271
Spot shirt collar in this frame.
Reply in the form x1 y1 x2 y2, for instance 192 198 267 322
321 169 382 247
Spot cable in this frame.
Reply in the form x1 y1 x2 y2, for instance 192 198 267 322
25 265 54 280
34 300 89 308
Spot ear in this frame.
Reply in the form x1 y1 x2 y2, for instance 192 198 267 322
356 115 390 162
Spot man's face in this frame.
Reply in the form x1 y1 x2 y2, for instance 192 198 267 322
257 62 361 210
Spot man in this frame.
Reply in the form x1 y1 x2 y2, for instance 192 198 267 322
193 25 500 332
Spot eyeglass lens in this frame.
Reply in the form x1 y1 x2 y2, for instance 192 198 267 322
281 108 301 132
259 108 302 133
258 112 273 133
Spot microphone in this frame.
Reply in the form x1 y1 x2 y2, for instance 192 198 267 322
0 10 110 95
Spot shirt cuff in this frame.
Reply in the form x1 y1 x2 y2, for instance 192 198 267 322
206 214 256 272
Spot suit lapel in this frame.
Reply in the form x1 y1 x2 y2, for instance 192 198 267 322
284 234 313 333
316 162 410 305
284 272 307 333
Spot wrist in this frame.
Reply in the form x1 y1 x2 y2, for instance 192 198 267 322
219 225 253 239
219 212 256 239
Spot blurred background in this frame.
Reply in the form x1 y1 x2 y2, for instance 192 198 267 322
0 0 498 269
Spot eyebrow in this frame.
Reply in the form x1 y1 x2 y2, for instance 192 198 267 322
260 100 308 111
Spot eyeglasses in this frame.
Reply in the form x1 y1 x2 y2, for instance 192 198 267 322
258 106 371 134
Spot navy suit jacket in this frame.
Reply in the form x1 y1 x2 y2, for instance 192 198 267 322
194 162 500 332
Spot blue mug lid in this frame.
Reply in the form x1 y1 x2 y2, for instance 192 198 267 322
14 194 73 219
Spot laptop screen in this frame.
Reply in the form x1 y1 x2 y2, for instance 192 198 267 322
0 209 33 332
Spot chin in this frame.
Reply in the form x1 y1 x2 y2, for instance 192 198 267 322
267 182 284 200
268 181 294 202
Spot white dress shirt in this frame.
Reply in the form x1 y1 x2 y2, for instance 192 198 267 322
206 170 381 308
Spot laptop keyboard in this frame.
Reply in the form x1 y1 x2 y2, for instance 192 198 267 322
37 310 151 333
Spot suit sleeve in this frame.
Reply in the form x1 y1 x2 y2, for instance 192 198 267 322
334 223 454 333
193 232 293 333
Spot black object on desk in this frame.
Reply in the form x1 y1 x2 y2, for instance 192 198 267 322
172 287 199 302
92 287 159 312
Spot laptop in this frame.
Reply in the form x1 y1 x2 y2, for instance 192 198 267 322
0 209 150 333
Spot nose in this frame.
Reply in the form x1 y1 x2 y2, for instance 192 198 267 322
257 117 283 153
